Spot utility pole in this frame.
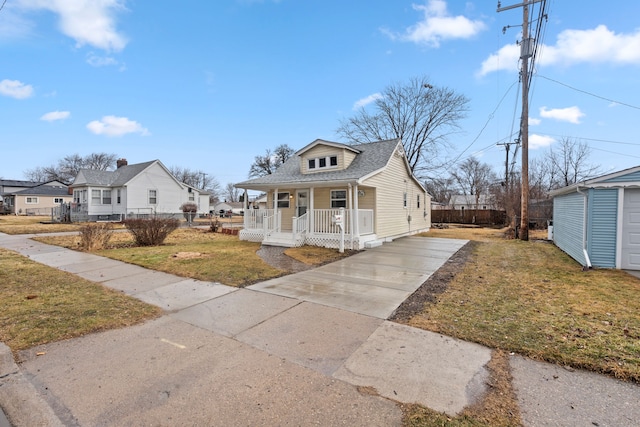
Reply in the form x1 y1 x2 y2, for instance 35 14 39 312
497 0 541 241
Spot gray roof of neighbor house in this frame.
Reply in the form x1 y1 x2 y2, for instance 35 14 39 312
235 138 402 189
11 183 70 197
73 161 157 187
0 179 42 188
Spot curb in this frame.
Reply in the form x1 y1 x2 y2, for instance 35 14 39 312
0 343 63 427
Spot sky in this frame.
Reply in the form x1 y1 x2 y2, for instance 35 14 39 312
1 0 639 190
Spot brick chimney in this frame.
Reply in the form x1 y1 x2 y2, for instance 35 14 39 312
116 158 128 168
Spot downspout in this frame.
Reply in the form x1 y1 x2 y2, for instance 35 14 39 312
576 186 592 269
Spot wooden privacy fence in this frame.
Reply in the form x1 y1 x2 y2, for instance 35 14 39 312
431 209 506 225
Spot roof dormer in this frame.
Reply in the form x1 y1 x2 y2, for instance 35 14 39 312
296 139 361 174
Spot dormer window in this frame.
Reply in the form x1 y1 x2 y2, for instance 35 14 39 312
308 155 338 171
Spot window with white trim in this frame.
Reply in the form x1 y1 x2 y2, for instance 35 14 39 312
308 155 338 171
277 192 290 208
148 189 157 205
331 189 347 208
117 189 121 204
25 197 39 204
91 190 101 205
102 190 112 205
54 198 64 204
417 194 421 209
403 192 407 209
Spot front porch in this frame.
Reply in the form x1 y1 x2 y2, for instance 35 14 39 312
240 208 376 249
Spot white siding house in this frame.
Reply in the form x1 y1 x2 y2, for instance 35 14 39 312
235 138 431 249
70 159 210 221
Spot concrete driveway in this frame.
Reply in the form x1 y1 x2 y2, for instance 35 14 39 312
249 237 468 318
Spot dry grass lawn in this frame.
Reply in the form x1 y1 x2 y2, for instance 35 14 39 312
399 224 640 426
0 215 86 234
37 228 285 287
0 248 161 355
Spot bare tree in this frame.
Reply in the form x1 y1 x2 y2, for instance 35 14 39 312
224 183 240 202
450 158 497 208
168 166 222 205
23 152 117 183
424 177 455 206
248 144 295 178
545 138 600 189
336 75 469 179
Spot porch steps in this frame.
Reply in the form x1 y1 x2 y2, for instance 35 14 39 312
262 232 301 248
364 240 384 249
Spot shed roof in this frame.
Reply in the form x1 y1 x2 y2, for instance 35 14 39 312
550 165 640 197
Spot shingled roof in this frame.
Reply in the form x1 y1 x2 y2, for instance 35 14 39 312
236 138 402 189
72 161 157 187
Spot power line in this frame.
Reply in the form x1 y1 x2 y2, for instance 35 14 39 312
537 74 640 110
0 0 7 13
448 80 519 166
542 133 640 146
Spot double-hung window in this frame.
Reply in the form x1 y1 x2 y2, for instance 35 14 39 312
91 190 101 205
102 190 112 205
148 190 157 205
330 190 347 208
25 197 38 204
277 192 290 208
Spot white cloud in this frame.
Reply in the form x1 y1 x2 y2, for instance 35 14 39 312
41 111 70 121
476 43 520 76
529 134 556 149
479 25 640 76
529 117 541 126
86 52 119 67
384 0 486 47
539 106 584 124
353 93 382 110
86 115 150 137
0 79 34 99
18 0 128 52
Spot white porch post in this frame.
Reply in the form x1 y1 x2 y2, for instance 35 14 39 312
353 184 360 240
309 187 315 234
273 188 278 210
348 183 354 249
243 189 249 227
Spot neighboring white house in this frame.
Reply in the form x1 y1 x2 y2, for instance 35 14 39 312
235 138 431 249
433 194 495 210
70 159 210 221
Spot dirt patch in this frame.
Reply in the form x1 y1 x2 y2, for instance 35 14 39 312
171 252 204 259
389 240 478 322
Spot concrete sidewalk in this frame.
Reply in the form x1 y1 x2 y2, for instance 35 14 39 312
1 232 639 426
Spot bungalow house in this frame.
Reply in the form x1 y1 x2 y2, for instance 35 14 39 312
235 138 431 249
1 180 70 215
551 165 640 270
70 159 210 221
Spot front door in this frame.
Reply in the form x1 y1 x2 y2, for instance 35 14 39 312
296 190 308 217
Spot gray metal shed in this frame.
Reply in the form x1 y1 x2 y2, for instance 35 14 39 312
551 165 640 270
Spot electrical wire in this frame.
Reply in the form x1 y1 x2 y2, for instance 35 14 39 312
447 80 519 166
536 74 640 110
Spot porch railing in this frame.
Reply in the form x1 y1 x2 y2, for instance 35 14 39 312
293 212 309 235
262 210 281 235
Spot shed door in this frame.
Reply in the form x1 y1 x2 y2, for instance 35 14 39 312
621 189 640 269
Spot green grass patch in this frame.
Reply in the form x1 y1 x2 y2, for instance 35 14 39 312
0 248 161 353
